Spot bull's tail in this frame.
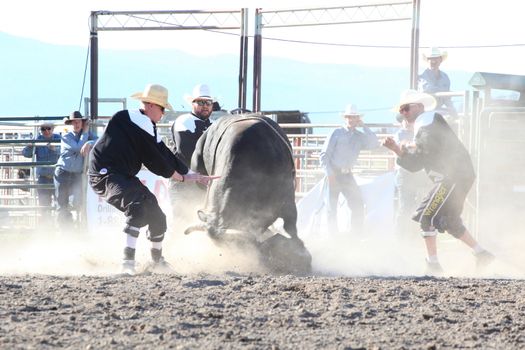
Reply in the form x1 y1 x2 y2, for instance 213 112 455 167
184 224 207 235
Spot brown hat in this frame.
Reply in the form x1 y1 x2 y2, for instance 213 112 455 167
64 111 88 125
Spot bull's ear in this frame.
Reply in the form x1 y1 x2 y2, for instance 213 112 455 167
197 210 208 222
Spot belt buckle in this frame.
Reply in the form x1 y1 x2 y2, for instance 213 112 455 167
341 168 351 174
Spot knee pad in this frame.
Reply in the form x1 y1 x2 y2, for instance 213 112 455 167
123 224 140 238
147 229 165 243
421 230 437 238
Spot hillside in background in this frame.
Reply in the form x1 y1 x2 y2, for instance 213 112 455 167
0 32 475 123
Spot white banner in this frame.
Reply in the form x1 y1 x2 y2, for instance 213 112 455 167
297 172 396 238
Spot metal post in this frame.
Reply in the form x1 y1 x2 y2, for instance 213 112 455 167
409 0 421 89
237 9 244 110
252 9 262 112
89 12 99 121
237 9 249 111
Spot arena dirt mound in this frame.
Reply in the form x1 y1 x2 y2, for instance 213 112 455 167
1 274 524 349
1 230 524 348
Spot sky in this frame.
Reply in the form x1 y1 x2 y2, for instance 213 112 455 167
1 0 524 75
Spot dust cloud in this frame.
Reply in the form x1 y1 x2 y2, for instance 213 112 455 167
0 216 523 279
0 226 263 276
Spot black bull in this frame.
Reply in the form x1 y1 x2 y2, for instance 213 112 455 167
184 114 312 273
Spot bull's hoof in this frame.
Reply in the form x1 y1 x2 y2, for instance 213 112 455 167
258 234 312 275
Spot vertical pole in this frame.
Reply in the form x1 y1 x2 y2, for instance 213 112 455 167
242 10 249 111
252 8 262 112
409 0 421 89
85 12 99 226
89 12 99 121
238 9 249 111
471 90 480 238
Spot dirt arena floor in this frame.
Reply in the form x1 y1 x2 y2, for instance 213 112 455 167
1 229 524 349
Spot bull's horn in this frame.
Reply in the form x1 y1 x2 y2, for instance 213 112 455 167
184 224 207 235
220 228 246 235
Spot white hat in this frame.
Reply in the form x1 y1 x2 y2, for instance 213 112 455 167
422 47 448 61
184 84 214 105
342 104 362 117
131 84 173 111
40 121 55 128
393 89 437 112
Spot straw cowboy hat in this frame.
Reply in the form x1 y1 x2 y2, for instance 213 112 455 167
131 83 173 111
342 104 363 117
63 111 88 125
183 84 215 105
393 89 437 112
422 47 448 61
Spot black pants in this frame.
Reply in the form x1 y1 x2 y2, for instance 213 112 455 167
412 178 473 238
89 173 167 241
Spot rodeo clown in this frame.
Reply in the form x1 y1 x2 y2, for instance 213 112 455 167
382 89 494 275
168 83 215 225
88 84 217 275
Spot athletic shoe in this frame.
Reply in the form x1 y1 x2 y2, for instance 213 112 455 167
425 261 444 277
144 256 177 275
121 259 136 275
474 250 495 269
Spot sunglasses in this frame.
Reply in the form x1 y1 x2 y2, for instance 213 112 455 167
399 103 419 113
193 100 213 107
40 127 52 131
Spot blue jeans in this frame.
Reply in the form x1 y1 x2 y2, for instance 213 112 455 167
37 175 55 209
327 172 364 235
54 168 83 223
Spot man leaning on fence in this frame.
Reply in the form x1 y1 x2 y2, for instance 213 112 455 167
54 111 97 227
22 122 61 218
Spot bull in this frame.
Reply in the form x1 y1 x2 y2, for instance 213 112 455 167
184 114 312 274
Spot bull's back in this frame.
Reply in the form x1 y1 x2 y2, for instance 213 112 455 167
205 116 296 233
217 119 293 178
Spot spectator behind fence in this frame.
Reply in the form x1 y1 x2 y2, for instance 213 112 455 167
54 111 97 226
169 84 215 226
418 47 457 117
319 104 379 236
22 122 61 216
